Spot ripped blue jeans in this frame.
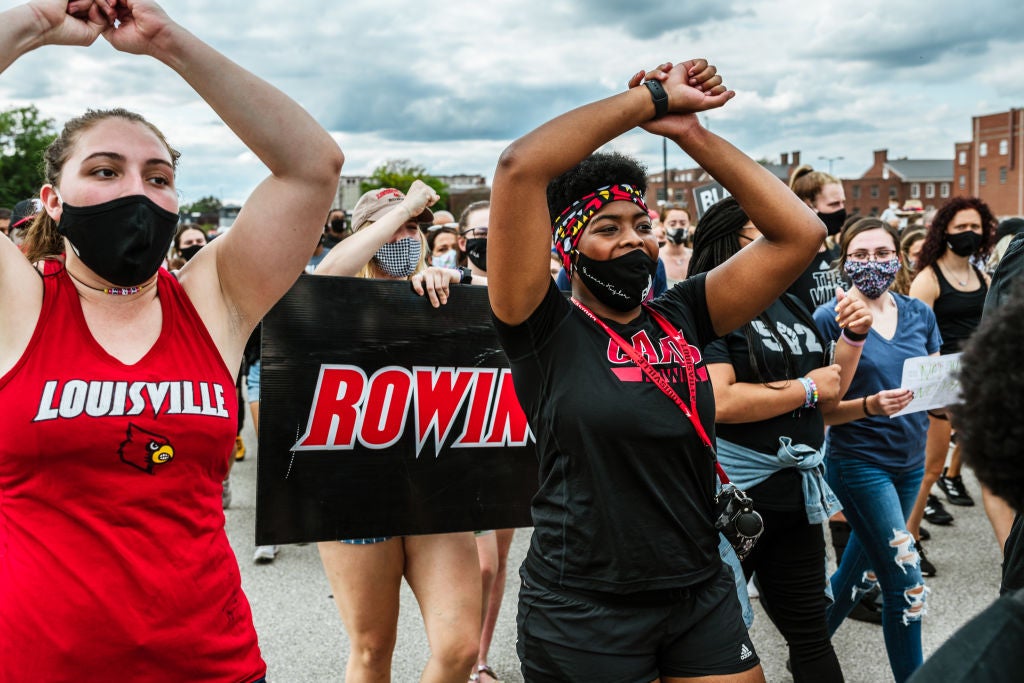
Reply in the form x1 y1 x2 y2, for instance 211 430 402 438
826 456 927 683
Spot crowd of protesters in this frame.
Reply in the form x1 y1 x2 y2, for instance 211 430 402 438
3 3 1024 683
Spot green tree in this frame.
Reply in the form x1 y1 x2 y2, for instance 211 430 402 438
181 195 223 215
360 159 449 210
0 105 58 208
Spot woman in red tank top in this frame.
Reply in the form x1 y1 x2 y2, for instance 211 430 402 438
0 2 343 681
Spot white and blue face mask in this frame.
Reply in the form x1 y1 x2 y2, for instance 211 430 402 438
431 249 458 270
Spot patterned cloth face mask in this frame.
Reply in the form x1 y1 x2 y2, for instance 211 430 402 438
843 258 900 298
375 237 422 278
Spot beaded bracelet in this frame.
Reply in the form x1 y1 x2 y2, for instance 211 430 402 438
798 376 819 409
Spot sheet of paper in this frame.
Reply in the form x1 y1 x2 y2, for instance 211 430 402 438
892 353 961 417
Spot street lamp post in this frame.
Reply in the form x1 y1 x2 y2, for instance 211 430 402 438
819 155 844 175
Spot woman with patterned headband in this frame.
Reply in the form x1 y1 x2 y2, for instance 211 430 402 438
487 59 826 682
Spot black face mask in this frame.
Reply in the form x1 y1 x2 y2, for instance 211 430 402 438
574 248 657 311
322 233 341 250
465 237 487 272
946 231 982 257
818 208 847 236
666 227 688 245
329 218 347 233
179 244 203 262
58 195 179 287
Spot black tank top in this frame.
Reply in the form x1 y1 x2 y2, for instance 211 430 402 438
933 263 987 354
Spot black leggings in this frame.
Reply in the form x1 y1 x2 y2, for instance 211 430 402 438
741 507 844 683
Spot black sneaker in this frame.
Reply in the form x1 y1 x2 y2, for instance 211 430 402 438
924 494 955 526
939 468 975 506
918 525 931 541
918 543 937 577
849 583 883 624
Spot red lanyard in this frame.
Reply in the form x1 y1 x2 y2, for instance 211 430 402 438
571 298 729 485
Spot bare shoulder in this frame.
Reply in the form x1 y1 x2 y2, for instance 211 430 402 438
0 243 46 375
909 265 940 304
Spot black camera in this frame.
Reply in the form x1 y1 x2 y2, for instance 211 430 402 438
714 484 764 560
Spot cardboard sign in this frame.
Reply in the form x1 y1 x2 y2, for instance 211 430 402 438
256 275 537 545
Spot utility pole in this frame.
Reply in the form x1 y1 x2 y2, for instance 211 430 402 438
819 155 844 175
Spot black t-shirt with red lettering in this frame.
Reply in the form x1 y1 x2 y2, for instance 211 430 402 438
493 276 721 593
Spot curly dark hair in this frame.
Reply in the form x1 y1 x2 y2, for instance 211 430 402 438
954 278 1024 512
546 152 647 222
916 196 997 271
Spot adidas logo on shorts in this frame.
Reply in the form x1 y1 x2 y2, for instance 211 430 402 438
740 643 753 661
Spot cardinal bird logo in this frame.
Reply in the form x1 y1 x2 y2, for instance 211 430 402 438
118 423 175 474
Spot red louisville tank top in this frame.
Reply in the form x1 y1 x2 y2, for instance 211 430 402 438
0 262 265 683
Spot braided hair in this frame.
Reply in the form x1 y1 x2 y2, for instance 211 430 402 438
689 197 823 386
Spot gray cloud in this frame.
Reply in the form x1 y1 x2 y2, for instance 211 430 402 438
3 0 1022 204
564 0 749 38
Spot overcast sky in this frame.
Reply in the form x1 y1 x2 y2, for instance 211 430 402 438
2 0 1023 206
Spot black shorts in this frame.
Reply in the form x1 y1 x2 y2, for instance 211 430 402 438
516 563 759 682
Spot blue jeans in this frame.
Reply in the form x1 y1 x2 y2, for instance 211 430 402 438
826 457 927 683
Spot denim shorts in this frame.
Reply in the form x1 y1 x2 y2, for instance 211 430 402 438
246 359 261 402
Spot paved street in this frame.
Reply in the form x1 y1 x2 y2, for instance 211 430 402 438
226 417 1003 682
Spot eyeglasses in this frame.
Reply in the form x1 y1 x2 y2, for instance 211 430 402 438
847 249 896 262
461 226 488 237
425 225 458 236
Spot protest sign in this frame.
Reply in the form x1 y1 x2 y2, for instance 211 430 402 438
691 181 732 219
893 353 962 417
256 275 537 545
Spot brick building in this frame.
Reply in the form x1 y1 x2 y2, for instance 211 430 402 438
954 108 1024 217
844 150 952 218
645 151 802 216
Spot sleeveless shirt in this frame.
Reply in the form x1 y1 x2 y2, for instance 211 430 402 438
933 264 988 354
0 262 265 682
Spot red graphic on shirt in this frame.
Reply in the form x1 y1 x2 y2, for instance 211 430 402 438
604 330 709 383
118 423 175 474
292 365 533 456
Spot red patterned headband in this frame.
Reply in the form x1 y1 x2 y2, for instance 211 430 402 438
552 184 649 271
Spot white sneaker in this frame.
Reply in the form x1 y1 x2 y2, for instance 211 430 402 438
253 545 279 564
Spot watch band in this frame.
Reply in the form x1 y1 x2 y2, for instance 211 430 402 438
457 266 473 284
644 80 669 119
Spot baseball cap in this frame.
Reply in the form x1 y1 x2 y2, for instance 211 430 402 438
10 198 41 231
350 187 433 233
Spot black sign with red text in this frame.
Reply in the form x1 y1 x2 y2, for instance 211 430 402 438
256 275 538 545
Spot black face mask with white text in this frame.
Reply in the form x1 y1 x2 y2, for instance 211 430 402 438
574 248 657 311
465 237 487 272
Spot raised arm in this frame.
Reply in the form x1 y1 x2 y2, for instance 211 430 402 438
489 60 732 325
101 0 344 338
315 181 438 277
0 1 111 376
639 67 824 336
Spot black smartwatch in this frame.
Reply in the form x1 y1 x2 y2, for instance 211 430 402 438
457 266 473 284
644 80 669 119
